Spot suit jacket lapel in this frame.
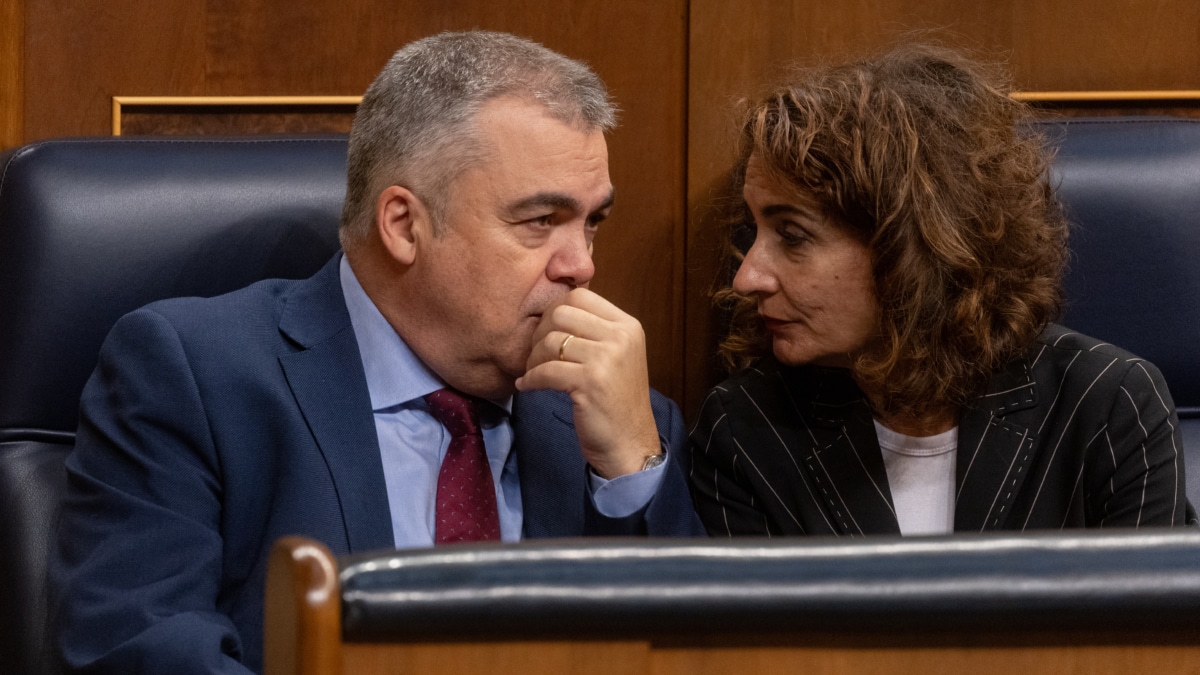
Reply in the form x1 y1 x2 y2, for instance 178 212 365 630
511 390 587 537
773 365 900 536
813 419 900 535
955 357 1040 532
276 255 394 552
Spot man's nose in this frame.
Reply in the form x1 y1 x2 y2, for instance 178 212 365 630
547 227 596 287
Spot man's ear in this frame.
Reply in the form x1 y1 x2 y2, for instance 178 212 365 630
375 185 431 266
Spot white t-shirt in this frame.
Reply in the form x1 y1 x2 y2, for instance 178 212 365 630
873 420 958 535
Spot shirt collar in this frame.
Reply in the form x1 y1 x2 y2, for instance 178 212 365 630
339 256 513 416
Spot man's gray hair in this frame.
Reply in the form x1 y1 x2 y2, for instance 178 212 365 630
339 31 617 248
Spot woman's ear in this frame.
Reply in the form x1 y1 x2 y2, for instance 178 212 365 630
375 185 431 266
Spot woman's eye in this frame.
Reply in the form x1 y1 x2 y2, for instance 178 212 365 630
777 226 809 247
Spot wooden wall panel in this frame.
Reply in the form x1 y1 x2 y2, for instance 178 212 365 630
684 0 1200 416
0 0 22 148
15 0 688 400
23 0 208 141
12 0 1200 413
1012 3 1200 90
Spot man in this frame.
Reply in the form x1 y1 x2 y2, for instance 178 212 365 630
53 31 703 674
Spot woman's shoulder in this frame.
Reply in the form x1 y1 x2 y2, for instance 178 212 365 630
1030 323 1170 393
701 357 859 414
1035 323 1159 372
711 356 784 389
697 358 779 416
1036 323 1142 359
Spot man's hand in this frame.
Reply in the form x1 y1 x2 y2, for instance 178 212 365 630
516 288 661 479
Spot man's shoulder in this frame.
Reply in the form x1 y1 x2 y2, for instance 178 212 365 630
100 273 324 372
115 254 345 353
139 276 302 327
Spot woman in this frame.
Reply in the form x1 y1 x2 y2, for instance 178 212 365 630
689 44 1194 536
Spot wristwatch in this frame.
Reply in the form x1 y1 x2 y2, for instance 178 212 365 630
641 452 666 471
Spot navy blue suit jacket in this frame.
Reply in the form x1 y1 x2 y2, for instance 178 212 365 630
52 256 702 674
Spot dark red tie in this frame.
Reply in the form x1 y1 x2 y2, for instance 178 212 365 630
425 388 501 543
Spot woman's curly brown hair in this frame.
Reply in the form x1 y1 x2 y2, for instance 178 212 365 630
718 43 1069 419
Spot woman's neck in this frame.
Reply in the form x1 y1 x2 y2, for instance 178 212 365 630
873 410 957 437
855 378 957 437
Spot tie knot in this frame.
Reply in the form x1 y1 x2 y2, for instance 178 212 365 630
424 388 482 438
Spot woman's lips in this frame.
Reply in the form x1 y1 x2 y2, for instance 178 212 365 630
760 316 790 331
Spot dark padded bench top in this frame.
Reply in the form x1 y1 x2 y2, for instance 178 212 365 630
339 530 1200 643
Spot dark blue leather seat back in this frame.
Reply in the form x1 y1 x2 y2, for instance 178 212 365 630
1037 118 1200 506
0 137 348 437
0 136 348 675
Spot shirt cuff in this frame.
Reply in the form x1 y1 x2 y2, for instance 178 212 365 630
587 448 669 518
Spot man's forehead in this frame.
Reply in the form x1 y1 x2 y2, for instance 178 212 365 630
456 99 612 212
473 97 606 149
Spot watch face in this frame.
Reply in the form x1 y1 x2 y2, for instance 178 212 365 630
642 453 666 471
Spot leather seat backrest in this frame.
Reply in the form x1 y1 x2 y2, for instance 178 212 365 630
0 135 348 675
1037 117 1200 505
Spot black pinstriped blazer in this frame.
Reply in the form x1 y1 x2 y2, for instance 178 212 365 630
689 324 1196 536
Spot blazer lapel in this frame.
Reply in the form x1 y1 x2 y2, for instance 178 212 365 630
276 256 394 552
774 365 900 536
510 390 587 537
955 357 1040 532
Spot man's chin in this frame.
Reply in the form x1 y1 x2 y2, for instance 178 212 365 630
489 357 530 398
438 353 523 401
458 374 518 402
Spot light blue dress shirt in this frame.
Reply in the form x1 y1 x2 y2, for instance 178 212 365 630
339 257 666 548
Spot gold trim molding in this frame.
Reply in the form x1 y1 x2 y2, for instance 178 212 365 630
1013 90 1200 103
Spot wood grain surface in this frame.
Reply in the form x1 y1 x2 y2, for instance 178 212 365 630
9 0 689 400
6 0 1200 412
683 0 1200 416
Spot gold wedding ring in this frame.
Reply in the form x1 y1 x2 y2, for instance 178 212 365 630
558 333 576 361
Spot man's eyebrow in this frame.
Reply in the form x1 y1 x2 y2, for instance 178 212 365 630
507 189 615 215
594 189 615 213
508 192 580 213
